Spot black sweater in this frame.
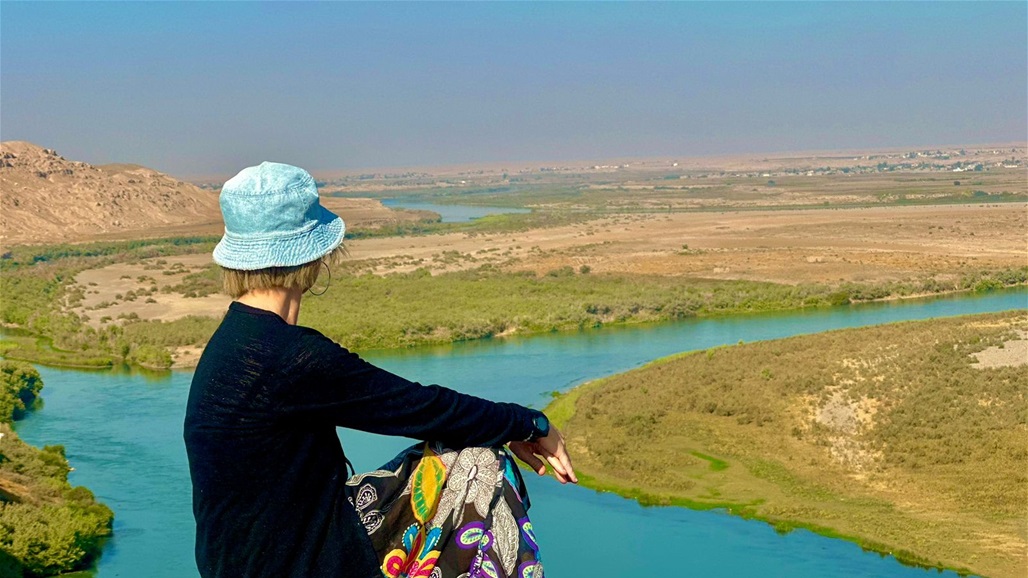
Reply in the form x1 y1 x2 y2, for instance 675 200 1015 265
183 302 540 578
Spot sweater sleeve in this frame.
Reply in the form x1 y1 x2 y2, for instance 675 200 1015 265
277 328 540 447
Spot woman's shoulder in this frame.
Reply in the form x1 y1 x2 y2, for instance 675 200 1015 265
291 323 337 347
284 324 357 367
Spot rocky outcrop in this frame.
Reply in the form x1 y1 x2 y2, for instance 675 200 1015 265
0 141 220 246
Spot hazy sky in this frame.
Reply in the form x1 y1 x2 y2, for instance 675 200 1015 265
2 2 1026 178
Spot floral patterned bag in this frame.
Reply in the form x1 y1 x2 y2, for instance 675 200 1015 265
346 442 544 578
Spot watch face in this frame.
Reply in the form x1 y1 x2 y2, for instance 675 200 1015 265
534 414 550 436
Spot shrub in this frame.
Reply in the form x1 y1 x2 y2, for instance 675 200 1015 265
0 361 43 424
0 502 112 576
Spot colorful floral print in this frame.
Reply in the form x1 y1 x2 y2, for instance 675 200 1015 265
346 442 544 578
517 518 538 556
381 524 442 578
431 447 503 529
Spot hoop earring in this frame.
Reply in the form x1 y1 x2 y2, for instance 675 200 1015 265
307 261 331 296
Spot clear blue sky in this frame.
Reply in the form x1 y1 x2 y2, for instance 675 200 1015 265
2 2 1025 178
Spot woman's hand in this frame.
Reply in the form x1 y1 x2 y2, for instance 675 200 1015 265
508 426 578 484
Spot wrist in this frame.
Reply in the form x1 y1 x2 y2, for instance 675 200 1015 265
524 411 550 442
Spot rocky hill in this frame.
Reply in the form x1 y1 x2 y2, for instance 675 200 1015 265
0 141 220 246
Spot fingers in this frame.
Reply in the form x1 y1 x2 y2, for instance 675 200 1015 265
541 444 577 484
556 445 578 484
508 426 579 485
535 429 578 485
507 441 546 476
543 453 570 483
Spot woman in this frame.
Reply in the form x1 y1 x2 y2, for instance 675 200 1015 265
184 162 575 578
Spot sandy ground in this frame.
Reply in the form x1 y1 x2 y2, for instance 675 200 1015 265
65 197 435 366
349 203 1027 284
73 254 230 328
971 329 1028 369
69 254 228 367
100 168 1019 289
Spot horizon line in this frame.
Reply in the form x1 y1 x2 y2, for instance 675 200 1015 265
178 140 1028 184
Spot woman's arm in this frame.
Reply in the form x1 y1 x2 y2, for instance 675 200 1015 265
279 329 543 448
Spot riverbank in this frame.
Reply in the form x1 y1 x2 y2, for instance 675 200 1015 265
4 267 1026 370
0 361 113 577
546 311 1027 578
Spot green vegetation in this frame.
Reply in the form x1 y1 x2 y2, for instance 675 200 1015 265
0 361 114 577
0 236 218 267
342 171 1027 213
2 231 1026 370
690 451 728 472
1 237 221 370
164 266 220 298
0 363 42 424
299 265 1027 350
0 333 116 370
546 311 1027 578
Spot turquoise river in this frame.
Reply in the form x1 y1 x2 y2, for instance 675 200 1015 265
13 288 1026 577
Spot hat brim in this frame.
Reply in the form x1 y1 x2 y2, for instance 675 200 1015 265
213 205 345 271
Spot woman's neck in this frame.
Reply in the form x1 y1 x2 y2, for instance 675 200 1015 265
236 287 304 325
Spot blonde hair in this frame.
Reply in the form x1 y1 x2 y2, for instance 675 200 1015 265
221 245 346 299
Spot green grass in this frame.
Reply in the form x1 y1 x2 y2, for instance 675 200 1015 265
547 311 1027 578
690 451 729 471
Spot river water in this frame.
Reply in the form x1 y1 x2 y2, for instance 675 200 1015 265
381 198 530 223
14 288 1025 577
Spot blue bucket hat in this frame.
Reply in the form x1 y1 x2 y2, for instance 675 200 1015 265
213 162 345 270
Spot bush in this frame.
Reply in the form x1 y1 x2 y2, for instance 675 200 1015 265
128 344 173 370
0 361 43 424
0 502 113 576
545 266 576 277
0 372 113 576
